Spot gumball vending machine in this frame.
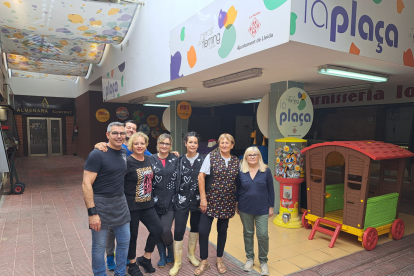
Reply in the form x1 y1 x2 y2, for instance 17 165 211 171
273 138 307 228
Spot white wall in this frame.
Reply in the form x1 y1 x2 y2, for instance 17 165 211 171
77 0 215 97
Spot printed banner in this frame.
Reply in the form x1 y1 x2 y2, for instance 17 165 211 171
291 0 414 68
169 0 291 80
102 62 126 101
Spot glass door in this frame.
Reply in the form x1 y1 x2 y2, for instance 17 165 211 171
27 117 62 156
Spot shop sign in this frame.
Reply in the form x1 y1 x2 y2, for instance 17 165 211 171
14 95 74 116
102 62 126 101
311 84 414 109
116 107 129 120
147 115 159 127
291 0 414 67
138 123 150 135
276 88 313 138
132 110 144 123
169 0 290 80
177 101 192 120
96 109 110 122
151 126 162 139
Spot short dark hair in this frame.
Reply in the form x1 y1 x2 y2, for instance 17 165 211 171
184 131 200 143
125 120 137 128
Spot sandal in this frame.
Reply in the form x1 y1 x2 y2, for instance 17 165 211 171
216 259 227 274
194 261 210 276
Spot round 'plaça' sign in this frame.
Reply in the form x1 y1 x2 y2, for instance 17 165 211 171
276 88 313 139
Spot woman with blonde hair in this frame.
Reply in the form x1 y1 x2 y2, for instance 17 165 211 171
236 146 274 276
124 132 163 276
196 133 240 275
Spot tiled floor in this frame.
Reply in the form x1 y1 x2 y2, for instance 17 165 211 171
1 156 414 276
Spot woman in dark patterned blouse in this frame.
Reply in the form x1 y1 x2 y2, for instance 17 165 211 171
195 133 240 275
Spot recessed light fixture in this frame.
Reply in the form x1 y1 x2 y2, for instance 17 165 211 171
242 98 262 104
317 65 388 82
128 96 149 104
143 103 170 107
307 84 374 95
203 68 263 88
156 88 186 98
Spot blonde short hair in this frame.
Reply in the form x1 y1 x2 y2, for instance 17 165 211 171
128 132 149 151
218 133 235 145
241 146 267 173
156 133 173 152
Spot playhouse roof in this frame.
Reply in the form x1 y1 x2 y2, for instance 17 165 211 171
301 141 414 160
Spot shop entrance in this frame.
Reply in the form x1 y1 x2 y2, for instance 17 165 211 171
27 117 62 156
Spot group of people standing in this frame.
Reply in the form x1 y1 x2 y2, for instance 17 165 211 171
82 121 275 276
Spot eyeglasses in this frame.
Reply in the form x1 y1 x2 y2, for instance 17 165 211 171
247 154 259 158
111 131 126 137
159 142 171 146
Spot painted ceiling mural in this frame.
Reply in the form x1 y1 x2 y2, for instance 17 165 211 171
0 0 138 80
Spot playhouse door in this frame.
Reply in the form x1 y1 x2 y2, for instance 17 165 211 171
343 150 370 229
306 147 328 218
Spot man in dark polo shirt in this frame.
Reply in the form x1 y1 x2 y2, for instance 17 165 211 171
82 122 131 276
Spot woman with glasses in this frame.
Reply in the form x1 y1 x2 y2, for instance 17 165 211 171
236 147 274 276
124 132 163 276
145 133 179 272
196 133 240 275
169 132 205 276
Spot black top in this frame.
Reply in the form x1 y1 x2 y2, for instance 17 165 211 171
174 154 205 213
124 155 154 211
149 153 179 215
236 168 275 216
84 147 127 196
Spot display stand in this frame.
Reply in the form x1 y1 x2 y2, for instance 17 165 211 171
273 177 304 228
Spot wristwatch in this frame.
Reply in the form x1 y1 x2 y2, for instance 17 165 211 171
88 207 98 216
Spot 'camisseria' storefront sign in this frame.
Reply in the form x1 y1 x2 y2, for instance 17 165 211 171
169 0 291 81
311 84 414 109
276 88 313 138
291 0 414 68
14 95 74 116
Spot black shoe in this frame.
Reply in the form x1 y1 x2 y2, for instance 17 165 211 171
127 262 143 276
137 256 156 273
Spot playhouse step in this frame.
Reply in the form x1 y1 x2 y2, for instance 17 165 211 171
309 218 342 248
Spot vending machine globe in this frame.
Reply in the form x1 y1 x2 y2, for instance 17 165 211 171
273 137 307 228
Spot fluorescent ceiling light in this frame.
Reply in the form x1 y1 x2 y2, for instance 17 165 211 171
203 68 263 88
156 88 186 98
307 84 374 95
143 103 169 107
318 65 388 82
242 98 261 104
128 96 148 104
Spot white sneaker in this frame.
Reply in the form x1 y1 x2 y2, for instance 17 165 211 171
243 259 254 272
260 263 269 276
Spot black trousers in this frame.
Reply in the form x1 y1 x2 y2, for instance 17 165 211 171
199 213 229 260
174 210 201 241
128 207 163 260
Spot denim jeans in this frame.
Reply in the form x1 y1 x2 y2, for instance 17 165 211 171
91 222 130 276
239 211 269 263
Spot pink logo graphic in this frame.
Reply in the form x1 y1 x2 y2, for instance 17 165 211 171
143 173 153 194
248 17 261 38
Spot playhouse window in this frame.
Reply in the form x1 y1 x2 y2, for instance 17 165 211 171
348 174 362 182
347 182 362 190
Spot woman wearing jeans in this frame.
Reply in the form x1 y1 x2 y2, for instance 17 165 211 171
196 134 240 275
236 147 274 276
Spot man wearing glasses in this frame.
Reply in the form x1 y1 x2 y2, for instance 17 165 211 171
82 122 131 276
